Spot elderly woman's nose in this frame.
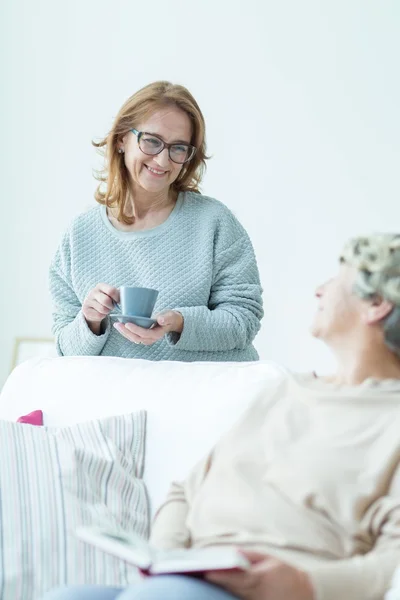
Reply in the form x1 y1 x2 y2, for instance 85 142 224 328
315 283 325 298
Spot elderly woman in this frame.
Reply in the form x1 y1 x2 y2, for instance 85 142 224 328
44 233 400 600
50 81 263 361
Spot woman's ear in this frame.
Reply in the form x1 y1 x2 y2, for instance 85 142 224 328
364 297 394 324
117 133 128 153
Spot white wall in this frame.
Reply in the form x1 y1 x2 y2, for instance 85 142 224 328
1 0 399 387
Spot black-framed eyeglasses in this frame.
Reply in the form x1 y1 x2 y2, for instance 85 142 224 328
131 129 197 165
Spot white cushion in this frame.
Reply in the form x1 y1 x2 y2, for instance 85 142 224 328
0 357 282 514
0 411 147 600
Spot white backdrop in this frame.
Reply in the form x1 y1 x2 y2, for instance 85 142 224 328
1 0 399 388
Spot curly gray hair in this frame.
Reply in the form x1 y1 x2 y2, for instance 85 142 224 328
340 234 400 356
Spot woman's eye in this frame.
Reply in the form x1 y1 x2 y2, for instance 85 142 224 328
144 137 162 147
172 145 187 153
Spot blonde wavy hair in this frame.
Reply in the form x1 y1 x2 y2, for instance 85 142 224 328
341 233 400 355
93 81 208 225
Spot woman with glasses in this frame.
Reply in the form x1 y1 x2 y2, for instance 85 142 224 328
49 81 263 362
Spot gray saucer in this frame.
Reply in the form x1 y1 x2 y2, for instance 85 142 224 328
109 314 157 329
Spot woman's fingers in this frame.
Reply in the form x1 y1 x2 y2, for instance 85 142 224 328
113 323 164 345
97 283 120 304
90 298 112 316
95 291 116 312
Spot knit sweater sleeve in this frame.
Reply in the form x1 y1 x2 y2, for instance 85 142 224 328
49 233 111 356
166 223 263 353
308 466 400 600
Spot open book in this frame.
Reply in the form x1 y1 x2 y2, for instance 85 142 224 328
76 525 250 575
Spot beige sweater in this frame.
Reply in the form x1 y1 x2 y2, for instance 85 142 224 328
150 370 400 600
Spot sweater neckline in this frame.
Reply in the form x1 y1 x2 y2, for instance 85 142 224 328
290 370 400 398
261 361 400 399
99 192 184 240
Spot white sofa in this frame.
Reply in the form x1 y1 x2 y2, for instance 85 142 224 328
0 356 281 516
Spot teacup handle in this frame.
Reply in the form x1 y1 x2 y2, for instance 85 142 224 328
113 301 122 312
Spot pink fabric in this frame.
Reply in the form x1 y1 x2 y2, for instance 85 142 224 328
17 410 44 426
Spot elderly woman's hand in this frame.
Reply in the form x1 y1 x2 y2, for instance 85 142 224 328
205 551 314 600
113 311 184 346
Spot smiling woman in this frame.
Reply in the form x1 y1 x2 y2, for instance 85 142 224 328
49 81 264 362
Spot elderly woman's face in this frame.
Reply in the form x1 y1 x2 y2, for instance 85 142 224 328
121 106 192 196
310 264 365 343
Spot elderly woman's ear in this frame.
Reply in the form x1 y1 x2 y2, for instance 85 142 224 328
363 297 394 325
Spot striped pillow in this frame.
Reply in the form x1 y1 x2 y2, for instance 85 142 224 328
0 412 149 600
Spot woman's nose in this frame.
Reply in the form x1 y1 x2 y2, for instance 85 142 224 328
154 148 170 168
315 277 332 298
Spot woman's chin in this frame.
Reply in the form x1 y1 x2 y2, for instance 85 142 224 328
310 322 322 339
136 175 170 194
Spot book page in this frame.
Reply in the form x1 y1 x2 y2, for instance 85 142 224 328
151 546 250 574
76 526 250 574
76 526 153 569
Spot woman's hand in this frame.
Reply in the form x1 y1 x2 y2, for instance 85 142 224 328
113 311 184 346
205 551 314 600
82 283 119 335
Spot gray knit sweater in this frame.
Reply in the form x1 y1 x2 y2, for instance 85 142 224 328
49 192 263 362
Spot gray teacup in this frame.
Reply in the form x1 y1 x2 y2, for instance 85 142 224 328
119 286 159 317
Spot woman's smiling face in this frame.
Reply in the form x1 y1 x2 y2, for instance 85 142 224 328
120 105 193 196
